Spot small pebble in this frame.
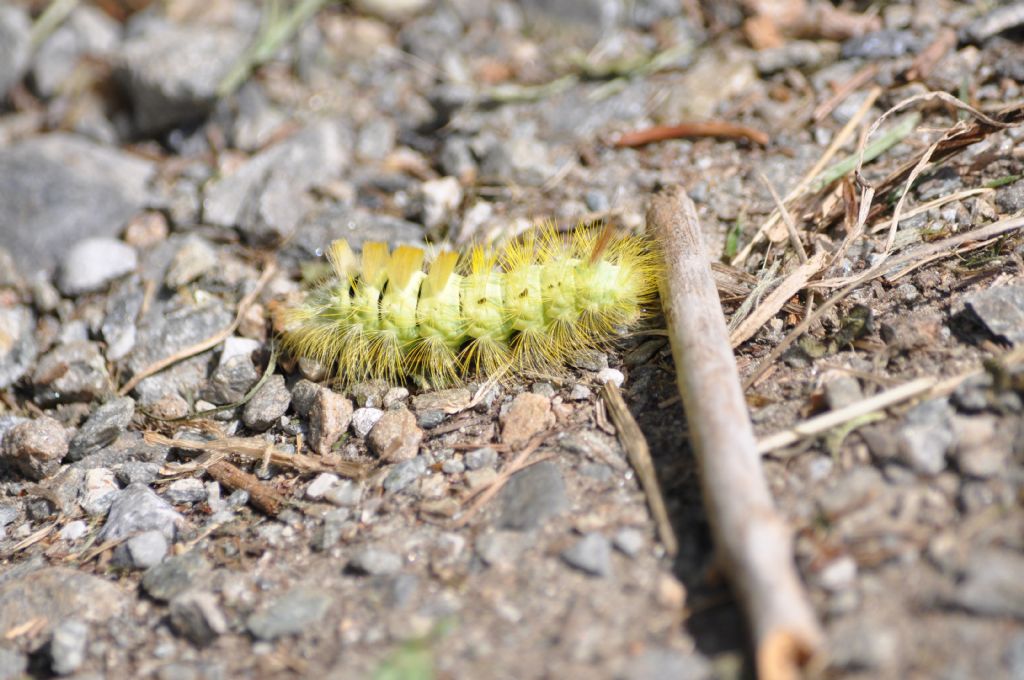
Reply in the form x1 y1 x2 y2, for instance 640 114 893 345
348 547 402 575
441 459 465 474
242 374 291 431
612 528 645 558
57 237 137 296
595 368 624 388
561 533 613 577
368 409 423 462
324 480 363 507
164 478 207 504
0 416 68 481
68 397 135 462
306 473 339 500
49 619 88 675
351 407 384 439
246 587 333 640
309 389 353 455
383 458 426 493
169 590 228 646
567 384 592 401
500 393 554 448
464 447 498 470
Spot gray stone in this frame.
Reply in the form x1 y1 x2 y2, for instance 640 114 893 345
1006 633 1024 680
621 648 713 680
0 133 154 276
368 409 423 462
465 447 498 471
164 478 207 504
613 528 645 558
383 458 427 493
419 176 462 230
324 480 363 507
952 415 1010 478
355 118 397 160
101 483 183 543
0 306 37 389
475 529 531 568
243 374 291 431
32 341 110 406
964 283 1024 345
246 587 332 640
415 409 445 429
309 388 353 454
79 467 119 516
115 461 163 486
441 459 465 474
32 5 119 97
203 120 352 246
351 407 384 439
125 302 233 404
0 568 126 646
0 647 27 680
498 461 568 530
58 520 88 542
57 237 138 296
952 549 1024 619
165 236 218 288
203 353 260 405
0 6 30 98
117 529 168 570
348 547 402 576
829 620 899 671
818 467 883 517
68 397 135 462
895 399 953 476
102 275 144 360
567 384 592 401
289 379 321 418
169 590 227 646
142 551 211 602
0 416 68 481
995 179 1024 214
230 82 286 152
117 24 247 134
841 29 920 59
757 40 832 74
561 533 613 577
824 375 863 411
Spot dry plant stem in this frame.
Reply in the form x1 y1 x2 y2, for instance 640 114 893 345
206 460 283 516
602 382 679 556
119 261 277 396
143 432 366 478
649 188 823 679
613 121 769 148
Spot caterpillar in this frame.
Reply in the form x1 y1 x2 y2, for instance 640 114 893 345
280 224 661 388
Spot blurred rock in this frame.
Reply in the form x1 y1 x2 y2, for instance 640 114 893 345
57 237 138 296
0 134 154 276
203 120 352 246
117 23 247 134
32 341 110 406
242 374 290 431
0 306 37 389
246 587 332 640
101 483 183 543
32 5 119 97
498 461 568 530
501 393 554 448
0 6 30 98
368 409 423 462
309 389 353 454
0 417 68 481
68 397 135 462
964 283 1024 345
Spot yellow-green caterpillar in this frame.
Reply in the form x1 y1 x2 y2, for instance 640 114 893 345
280 224 661 388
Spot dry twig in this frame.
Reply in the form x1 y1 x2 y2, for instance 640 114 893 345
649 187 822 679
602 382 678 556
144 432 366 478
206 460 284 516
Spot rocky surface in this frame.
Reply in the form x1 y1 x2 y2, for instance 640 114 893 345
0 1 1022 678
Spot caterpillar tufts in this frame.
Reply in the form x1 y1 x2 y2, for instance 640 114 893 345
280 223 661 388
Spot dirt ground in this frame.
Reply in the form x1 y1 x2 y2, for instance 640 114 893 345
0 0 1022 678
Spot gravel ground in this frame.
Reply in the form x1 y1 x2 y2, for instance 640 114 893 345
1 0 1023 678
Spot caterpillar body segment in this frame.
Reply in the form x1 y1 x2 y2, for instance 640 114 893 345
281 224 661 387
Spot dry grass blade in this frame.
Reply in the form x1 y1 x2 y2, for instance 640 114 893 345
602 382 678 556
144 431 366 478
730 252 827 348
650 187 822 679
119 262 277 396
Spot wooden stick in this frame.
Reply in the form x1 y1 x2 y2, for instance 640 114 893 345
603 382 678 556
648 187 822 679
207 460 283 516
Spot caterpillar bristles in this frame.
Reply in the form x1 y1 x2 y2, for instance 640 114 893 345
280 222 661 389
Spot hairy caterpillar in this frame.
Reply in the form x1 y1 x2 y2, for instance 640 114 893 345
280 224 661 388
